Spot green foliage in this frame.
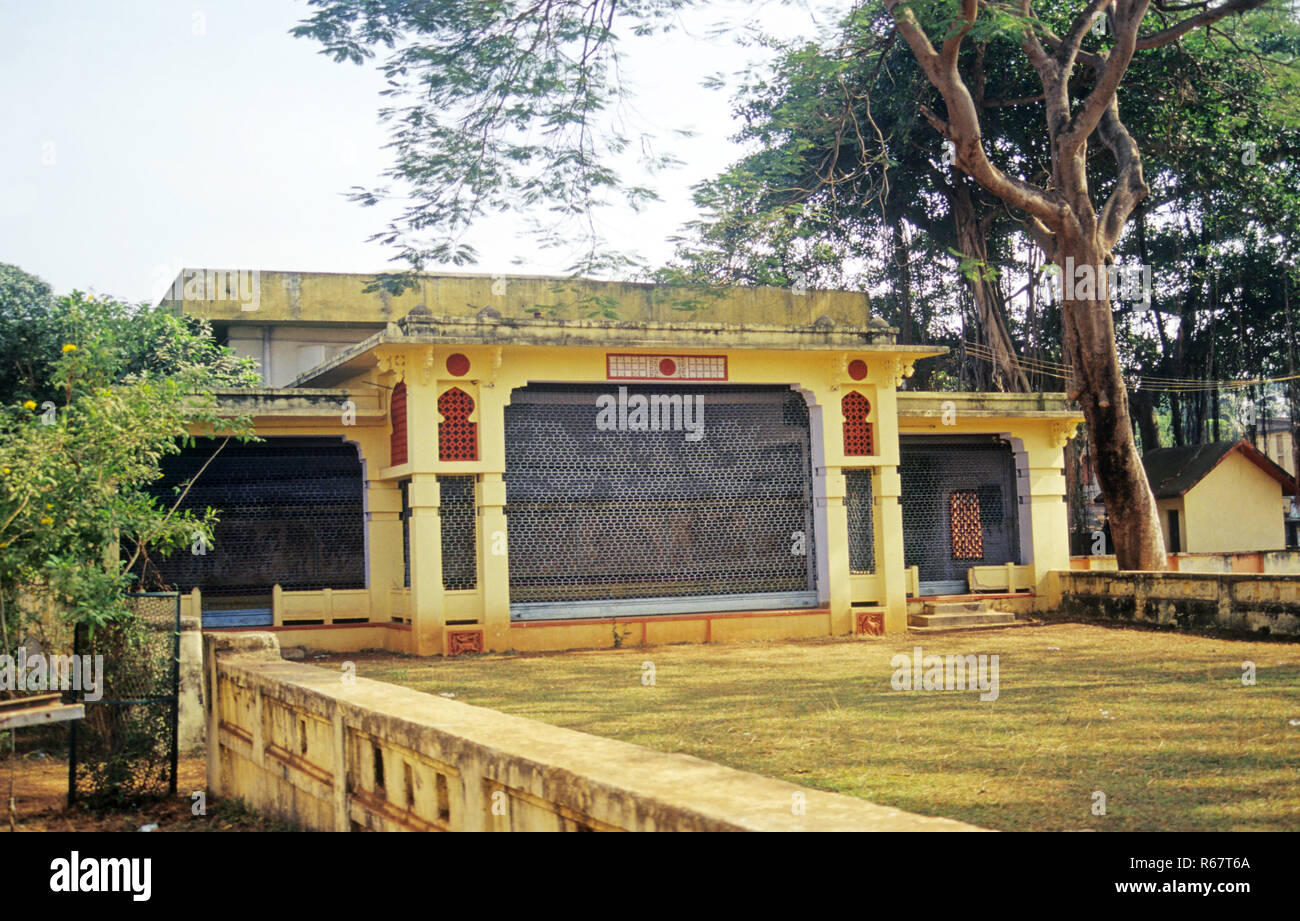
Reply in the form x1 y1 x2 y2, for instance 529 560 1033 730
0 264 57 409
72 599 179 806
293 0 694 273
0 265 261 407
669 1 1300 406
0 275 255 635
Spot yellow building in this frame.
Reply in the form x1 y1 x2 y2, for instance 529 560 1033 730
155 269 1083 655
1259 417 1297 478
1143 440 1298 554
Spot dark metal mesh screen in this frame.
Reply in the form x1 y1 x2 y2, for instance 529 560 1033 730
503 384 816 605
845 469 876 573
438 475 478 590
899 438 1021 587
400 479 411 588
70 593 178 805
139 437 366 603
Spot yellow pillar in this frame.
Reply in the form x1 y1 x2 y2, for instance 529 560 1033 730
478 473 510 650
877 465 909 631
869 361 908 632
407 474 444 656
365 479 405 622
475 378 512 650
1027 434 1072 587
821 467 853 635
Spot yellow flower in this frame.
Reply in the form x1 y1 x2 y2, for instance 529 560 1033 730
40 517 53 525
44 503 52 510
62 343 77 353
23 400 36 410
1 468 9 475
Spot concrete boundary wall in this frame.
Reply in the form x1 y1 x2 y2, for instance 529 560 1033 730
1070 550 1300 574
178 616 205 752
204 632 982 832
1052 571 1300 636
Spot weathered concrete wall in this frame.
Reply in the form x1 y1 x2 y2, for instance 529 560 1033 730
166 269 878 329
1069 550 1300 574
1052 571 1300 636
178 616 205 752
204 632 982 832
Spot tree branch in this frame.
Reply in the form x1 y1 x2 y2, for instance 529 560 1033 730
1097 97 1149 252
886 0 1067 229
1136 0 1274 49
1059 0 1152 155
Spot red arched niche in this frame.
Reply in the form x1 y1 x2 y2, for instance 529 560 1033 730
842 391 874 456
438 387 478 461
390 381 408 466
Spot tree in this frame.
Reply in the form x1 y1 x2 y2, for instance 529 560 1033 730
1111 13 1300 450
879 0 1278 568
0 264 261 407
0 264 57 410
669 4 1299 428
660 8 1065 391
0 281 255 645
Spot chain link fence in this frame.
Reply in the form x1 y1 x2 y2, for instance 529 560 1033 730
69 592 179 806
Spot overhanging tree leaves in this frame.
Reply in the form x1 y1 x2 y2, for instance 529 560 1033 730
0 277 257 640
292 0 692 275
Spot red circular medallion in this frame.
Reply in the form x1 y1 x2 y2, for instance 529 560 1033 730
658 357 677 377
848 359 868 381
446 353 470 376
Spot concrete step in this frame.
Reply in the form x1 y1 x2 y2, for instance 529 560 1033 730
908 619 1038 634
923 601 993 616
908 610 1019 630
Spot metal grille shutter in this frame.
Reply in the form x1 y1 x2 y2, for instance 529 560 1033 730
438 475 478 590
899 437 1021 591
503 383 817 617
845 469 876 573
140 437 366 601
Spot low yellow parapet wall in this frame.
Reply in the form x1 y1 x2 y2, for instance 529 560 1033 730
204 632 982 832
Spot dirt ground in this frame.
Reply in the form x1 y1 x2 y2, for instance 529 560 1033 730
0 752 291 832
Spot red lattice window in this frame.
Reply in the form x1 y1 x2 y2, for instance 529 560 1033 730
438 387 478 461
842 391 874 456
390 382 408 466
949 490 984 560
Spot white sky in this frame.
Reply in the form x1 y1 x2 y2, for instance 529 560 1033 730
0 0 831 304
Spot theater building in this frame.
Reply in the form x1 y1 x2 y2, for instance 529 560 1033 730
154 270 1082 655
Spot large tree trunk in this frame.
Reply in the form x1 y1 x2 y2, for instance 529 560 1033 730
1060 237 1166 569
1132 388 1160 452
889 220 936 389
950 181 1031 392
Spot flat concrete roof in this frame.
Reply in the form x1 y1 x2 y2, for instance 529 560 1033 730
291 312 946 388
162 268 887 331
897 391 1082 420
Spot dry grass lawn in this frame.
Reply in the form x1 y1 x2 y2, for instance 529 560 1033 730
328 622 1299 831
